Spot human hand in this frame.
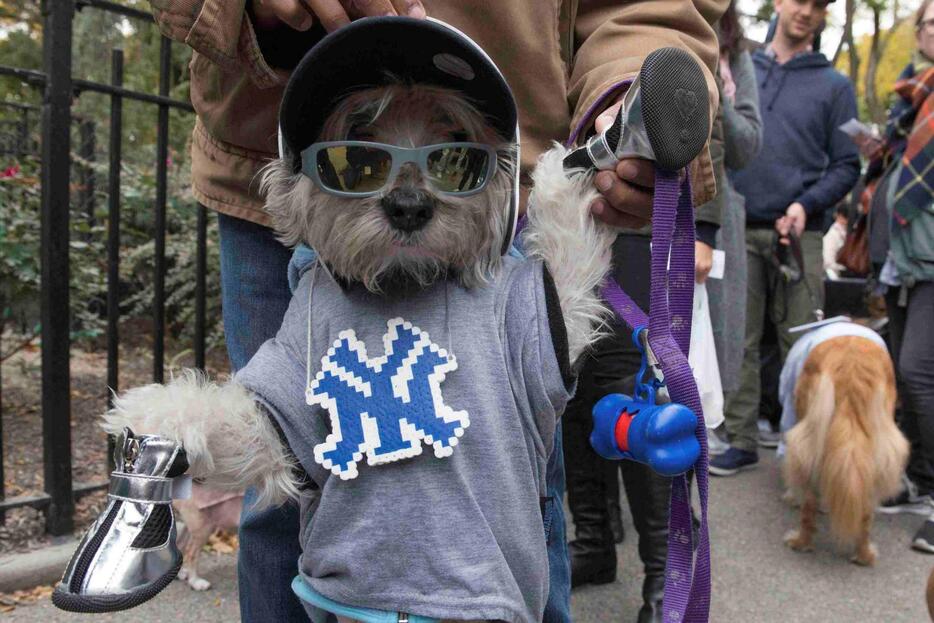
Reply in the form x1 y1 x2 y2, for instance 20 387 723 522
854 134 883 159
589 98 654 229
775 202 807 242
695 240 713 283
251 0 426 33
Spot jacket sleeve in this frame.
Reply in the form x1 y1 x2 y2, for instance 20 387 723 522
794 80 861 216
722 50 762 171
568 0 728 206
148 0 284 88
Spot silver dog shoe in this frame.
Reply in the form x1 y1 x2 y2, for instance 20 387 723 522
53 428 190 612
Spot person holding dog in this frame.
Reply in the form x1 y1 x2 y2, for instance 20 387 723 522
146 0 727 620
710 0 861 476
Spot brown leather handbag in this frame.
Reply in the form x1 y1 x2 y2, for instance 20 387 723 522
836 210 871 276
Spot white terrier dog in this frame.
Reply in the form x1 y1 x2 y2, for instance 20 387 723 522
55 22 617 621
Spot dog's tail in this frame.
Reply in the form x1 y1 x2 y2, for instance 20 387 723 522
820 372 879 543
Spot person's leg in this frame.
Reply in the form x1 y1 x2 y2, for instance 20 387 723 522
543 423 572 623
896 283 934 551
774 231 824 359
717 229 770 470
217 213 309 622
606 463 625 544
899 285 934 497
563 346 621 587
564 234 656 604
620 462 671 623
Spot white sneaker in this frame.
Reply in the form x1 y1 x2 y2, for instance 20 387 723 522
707 429 730 456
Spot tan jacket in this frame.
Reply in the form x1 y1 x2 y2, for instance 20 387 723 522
151 0 726 226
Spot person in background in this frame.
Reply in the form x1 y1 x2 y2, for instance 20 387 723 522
710 0 860 476
704 0 763 455
146 0 727 620
869 0 934 555
823 204 849 278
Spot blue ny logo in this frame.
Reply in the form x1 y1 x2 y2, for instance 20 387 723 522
307 318 469 480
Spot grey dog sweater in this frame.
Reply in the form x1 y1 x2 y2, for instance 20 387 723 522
235 256 571 623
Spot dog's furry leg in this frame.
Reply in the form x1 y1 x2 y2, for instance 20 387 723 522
525 144 616 365
174 499 212 590
852 512 877 566
102 370 300 509
784 489 818 553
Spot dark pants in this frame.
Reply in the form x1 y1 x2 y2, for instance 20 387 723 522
564 234 671 590
724 228 824 451
886 281 934 496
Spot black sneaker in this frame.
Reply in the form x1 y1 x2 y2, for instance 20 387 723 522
878 481 934 516
912 520 934 554
708 447 758 476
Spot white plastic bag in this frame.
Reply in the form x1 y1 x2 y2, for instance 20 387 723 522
688 283 724 429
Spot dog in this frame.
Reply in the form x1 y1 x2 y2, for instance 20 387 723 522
173 484 243 591
98 85 611 620
782 331 909 565
54 19 708 621
62 66 619 622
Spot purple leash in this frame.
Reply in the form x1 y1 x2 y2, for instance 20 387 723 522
602 170 710 622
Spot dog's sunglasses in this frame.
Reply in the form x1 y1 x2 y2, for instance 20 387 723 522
300 141 498 197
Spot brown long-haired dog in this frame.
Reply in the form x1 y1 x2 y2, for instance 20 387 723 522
783 336 909 565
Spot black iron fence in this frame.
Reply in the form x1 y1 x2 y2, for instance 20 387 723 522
0 0 205 535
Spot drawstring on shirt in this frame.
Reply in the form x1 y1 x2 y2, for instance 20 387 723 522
305 262 319 389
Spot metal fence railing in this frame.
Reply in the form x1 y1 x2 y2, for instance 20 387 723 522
0 0 205 535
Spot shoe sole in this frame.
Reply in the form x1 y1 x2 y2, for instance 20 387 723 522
561 47 709 173
709 462 758 477
639 47 710 172
757 439 780 449
877 503 934 517
912 538 934 554
52 555 182 613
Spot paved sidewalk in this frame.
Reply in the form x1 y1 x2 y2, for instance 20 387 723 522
5 449 932 621
572 449 932 622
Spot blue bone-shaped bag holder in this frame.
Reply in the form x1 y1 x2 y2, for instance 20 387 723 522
590 327 700 477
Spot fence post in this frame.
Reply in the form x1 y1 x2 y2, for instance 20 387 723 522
106 49 123 471
40 0 75 536
152 37 170 383
195 205 206 371
79 119 96 233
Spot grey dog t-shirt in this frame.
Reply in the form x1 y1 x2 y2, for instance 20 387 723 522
235 256 571 623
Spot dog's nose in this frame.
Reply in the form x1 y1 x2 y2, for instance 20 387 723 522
381 189 435 233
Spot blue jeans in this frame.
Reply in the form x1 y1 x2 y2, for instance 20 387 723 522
543 421 571 623
219 218 570 622
218 214 309 623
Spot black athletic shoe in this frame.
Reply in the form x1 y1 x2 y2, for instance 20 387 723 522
912 520 934 554
878 482 934 516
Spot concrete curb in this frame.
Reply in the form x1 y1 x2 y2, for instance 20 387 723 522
0 540 76 593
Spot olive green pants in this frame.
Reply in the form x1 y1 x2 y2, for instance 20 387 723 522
723 228 824 452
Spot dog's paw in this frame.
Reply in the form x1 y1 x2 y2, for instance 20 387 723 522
851 543 878 567
781 489 799 507
187 576 211 591
783 529 814 552
176 567 189 581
